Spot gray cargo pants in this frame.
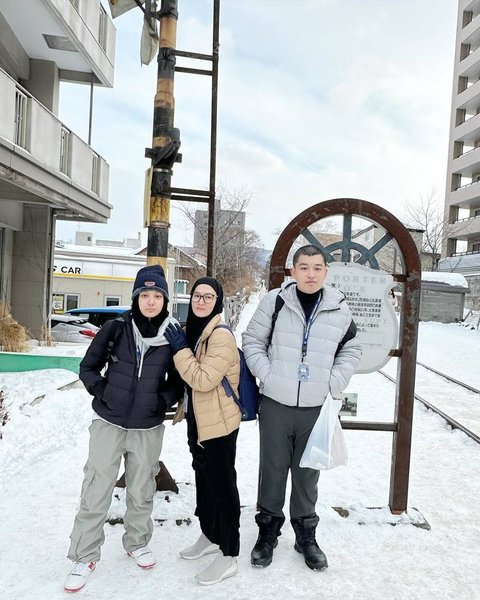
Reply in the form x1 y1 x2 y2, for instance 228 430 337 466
68 419 165 563
257 396 322 519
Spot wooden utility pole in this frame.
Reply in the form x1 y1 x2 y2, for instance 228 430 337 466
145 0 181 271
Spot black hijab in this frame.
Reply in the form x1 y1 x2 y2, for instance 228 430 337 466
185 277 224 351
131 296 169 338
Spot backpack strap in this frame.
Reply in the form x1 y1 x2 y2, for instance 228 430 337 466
267 282 295 346
266 284 356 358
214 324 232 333
204 323 232 351
106 316 125 363
208 324 246 416
334 319 357 357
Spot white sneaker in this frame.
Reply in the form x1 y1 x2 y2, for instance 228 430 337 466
195 555 238 586
179 533 219 560
64 561 96 592
127 546 156 569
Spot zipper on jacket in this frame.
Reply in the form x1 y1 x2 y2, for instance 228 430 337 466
294 294 342 408
122 365 140 428
296 298 321 407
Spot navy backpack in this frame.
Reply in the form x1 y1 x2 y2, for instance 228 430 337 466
213 324 260 421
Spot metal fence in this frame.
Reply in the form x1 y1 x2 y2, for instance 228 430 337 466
223 292 249 330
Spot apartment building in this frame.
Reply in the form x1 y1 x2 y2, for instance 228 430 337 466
443 0 480 259
0 0 115 338
193 209 246 254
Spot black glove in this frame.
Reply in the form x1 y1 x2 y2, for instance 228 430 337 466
164 323 189 354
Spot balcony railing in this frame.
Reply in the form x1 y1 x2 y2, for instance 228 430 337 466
14 90 28 149
452 249 480 256
454 214 480 223
454 179 480 190
91 153 101 195
60 126 72 176
0 67 108 200
98 5 108 51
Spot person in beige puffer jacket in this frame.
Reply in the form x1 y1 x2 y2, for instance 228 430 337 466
164 277 241 587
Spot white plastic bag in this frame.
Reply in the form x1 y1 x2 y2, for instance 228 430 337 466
299 395 348 470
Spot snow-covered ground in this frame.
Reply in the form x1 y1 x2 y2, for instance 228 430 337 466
1 295 479 600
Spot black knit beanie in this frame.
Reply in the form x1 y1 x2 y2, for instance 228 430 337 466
131 265 169 301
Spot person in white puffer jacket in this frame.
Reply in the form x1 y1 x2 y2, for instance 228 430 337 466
242 245 361 572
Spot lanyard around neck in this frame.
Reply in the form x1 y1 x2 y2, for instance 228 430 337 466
301 296 322 358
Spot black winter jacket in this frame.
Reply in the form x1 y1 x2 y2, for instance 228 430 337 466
79 313 184 429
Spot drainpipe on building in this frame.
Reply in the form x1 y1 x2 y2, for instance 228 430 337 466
145 0 182 273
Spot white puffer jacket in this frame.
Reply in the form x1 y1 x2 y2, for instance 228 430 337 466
242 282 362 407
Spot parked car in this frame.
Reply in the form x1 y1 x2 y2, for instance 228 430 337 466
50 314 99 343
65 306 130 328
66 294 190 327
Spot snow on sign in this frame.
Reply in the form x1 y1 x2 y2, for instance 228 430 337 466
327 263 398 373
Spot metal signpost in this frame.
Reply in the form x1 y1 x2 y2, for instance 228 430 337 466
269 198 421 515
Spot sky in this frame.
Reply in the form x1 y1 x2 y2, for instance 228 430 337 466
1 295 479 599
56 0 459 251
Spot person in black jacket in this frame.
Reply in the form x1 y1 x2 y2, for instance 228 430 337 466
64 265 183 593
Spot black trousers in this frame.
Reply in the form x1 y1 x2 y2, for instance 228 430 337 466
187 416 240 557
257 396 321 519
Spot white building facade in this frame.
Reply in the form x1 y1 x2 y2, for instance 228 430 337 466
443 0 480 259
52 232 192 323
0 0 116 338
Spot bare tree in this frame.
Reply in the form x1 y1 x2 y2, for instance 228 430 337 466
403 190 445 271
176 185 264 295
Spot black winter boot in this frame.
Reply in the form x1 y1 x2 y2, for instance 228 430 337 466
291 516 328 571
251 513 285 567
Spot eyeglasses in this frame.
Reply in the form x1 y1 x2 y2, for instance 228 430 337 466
192 292 217 304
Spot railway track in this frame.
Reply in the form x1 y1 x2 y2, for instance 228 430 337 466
378 363 480 444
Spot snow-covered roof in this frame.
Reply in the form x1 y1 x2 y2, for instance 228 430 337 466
57 243 140 257
438 254 480 276
421 271 469 288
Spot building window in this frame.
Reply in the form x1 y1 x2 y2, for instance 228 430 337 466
52 294 78 312
105 296 121 306
460 43 471 61
472 243 480 253
14 89 29 149
462 11 473 28
60 126 72 176
52 294 64 313
66 294 80 311
98 4 108 51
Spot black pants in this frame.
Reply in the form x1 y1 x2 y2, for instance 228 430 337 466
187 416 240 557
258 396 321 519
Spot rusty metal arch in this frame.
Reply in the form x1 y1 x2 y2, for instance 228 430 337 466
269 198 421 514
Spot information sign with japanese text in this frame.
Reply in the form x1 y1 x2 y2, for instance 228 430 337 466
327 263 398 373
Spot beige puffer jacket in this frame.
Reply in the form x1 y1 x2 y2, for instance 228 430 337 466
173 314 241 442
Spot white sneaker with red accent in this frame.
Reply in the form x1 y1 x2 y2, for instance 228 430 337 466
64 561 96 592
127 546 156 569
